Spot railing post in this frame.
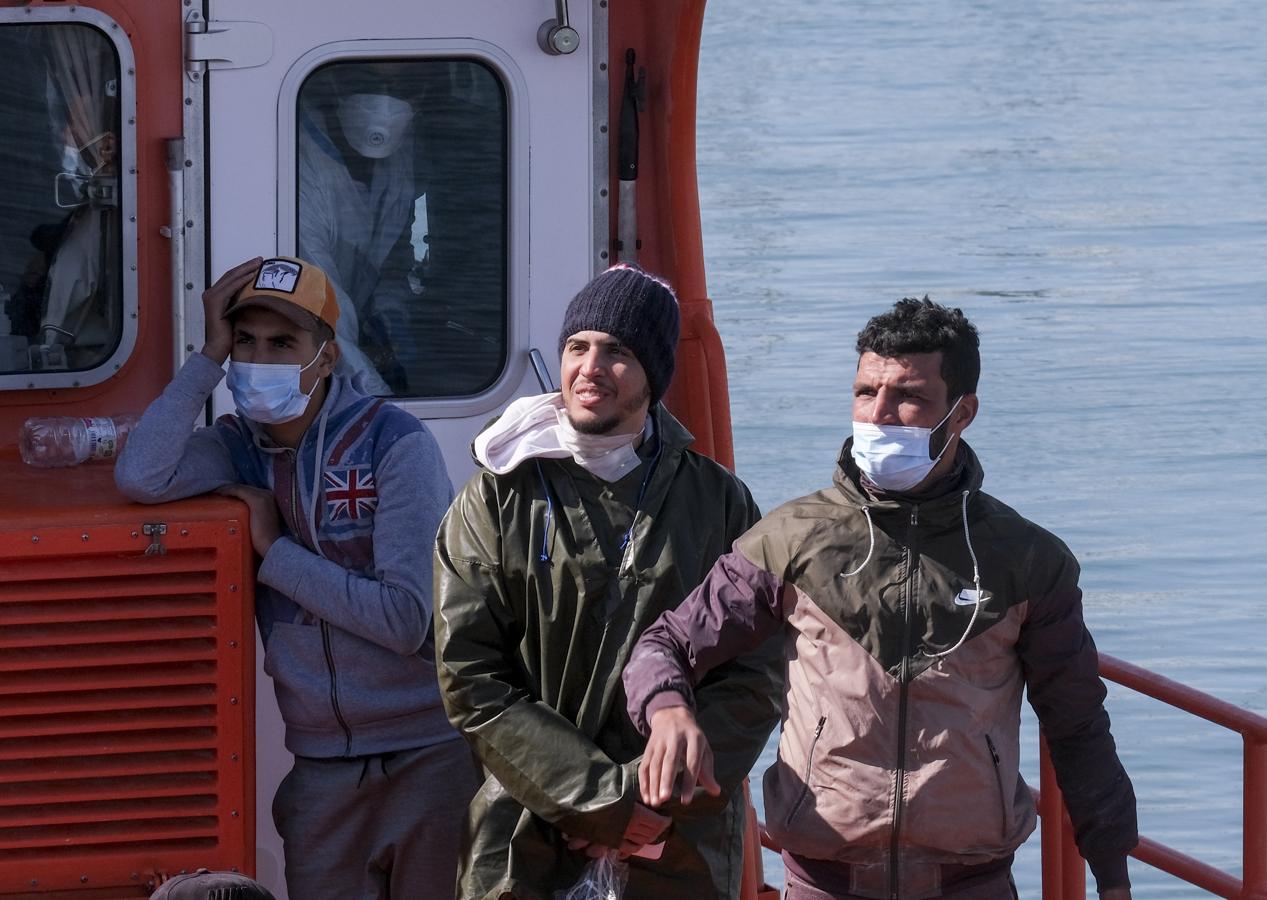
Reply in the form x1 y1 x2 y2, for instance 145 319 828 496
1039 735 1086 899
1247 736 1267 898
1060 808 1087 899
1039 736 1064 898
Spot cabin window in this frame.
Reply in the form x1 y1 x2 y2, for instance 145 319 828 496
0 22 126 380
295 59 508 398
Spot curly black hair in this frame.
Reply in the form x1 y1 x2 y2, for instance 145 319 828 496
855 297 980 401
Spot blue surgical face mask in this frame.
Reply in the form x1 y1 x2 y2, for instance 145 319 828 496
226 342 326 425
851 396 962 492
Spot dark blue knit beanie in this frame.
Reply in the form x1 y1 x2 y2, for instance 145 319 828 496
557 265 680 404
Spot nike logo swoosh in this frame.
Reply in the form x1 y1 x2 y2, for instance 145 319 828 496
955 589 989 606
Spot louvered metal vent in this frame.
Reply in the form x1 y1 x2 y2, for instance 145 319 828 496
0 518 253 898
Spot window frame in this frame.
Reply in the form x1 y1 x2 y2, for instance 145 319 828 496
0 6 139 392
277 39 527 418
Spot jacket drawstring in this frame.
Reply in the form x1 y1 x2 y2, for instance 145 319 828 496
534 460 553 563
355 751 396 788
307 406 331 559
925 490 983 659
838 506 876 579
619 428 663 556
533 421 663 568
838 491 985 660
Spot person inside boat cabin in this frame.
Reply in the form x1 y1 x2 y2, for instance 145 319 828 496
433 264 784 900
623 297 1139 900
297 63 419 396
115 256 480 900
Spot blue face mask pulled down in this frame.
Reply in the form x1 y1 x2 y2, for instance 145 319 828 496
226 342 326 425
851 396 962 492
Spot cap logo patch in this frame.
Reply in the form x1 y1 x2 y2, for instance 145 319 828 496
256 259 301 293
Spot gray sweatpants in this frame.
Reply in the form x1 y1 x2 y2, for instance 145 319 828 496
273 738 481 900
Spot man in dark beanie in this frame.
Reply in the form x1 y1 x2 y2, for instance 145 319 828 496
434 265 782 899
556 264 681 414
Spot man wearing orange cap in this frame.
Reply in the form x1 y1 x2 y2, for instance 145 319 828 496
116 257 479 899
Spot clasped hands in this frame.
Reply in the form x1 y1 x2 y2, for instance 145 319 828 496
566 705 717 860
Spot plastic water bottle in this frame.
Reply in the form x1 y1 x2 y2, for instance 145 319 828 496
19 414 139 468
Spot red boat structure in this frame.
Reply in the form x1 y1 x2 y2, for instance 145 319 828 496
0 1 1262 897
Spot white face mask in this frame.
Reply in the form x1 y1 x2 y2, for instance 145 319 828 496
226 343 327 425
336 93 413 159
851 396 962 492
554 409 646 483
471 393 649 483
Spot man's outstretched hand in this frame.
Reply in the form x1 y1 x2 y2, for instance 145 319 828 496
639 705 721 808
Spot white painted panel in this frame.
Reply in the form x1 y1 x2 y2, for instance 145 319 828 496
204 3 601 895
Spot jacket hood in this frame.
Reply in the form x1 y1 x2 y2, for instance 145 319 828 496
833 436 986 521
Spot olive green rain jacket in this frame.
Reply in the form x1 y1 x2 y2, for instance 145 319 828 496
434 407 782 900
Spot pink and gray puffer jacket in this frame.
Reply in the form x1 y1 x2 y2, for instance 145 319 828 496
623 441 1137 895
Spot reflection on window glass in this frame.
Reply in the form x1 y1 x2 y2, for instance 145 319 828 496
297 59 507 398
0 24 123 377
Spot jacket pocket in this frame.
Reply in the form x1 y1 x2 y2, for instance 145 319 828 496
785 715 827 826
263 620 340 732
324 625 444 727
985 734 1008 841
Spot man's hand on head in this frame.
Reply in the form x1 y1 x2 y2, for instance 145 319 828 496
217 484 282 557
639 705 720 808
201 257 263 364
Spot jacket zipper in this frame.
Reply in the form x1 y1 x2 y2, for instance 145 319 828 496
889 504 918 900
784 715 826 825
986 734 1008 840
288 450 301 544
321 619 354 756
289 449 353 756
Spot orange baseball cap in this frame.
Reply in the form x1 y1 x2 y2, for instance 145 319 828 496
224 256 340 334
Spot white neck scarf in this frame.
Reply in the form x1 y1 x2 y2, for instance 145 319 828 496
473 393 648 483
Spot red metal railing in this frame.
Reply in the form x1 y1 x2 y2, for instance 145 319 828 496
1039 653 1267 899
753 653 1267 899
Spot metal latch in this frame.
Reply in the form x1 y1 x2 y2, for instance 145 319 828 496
142 522 168 556
54 173 119 209
185 13 273 74
538 0 580 55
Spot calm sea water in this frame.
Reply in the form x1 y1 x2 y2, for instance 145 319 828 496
695 1 1267 896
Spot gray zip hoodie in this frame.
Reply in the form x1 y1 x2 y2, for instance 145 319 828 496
115 351 458 757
